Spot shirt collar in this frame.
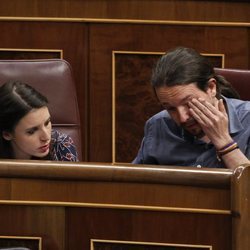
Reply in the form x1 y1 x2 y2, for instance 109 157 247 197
223 96 243 134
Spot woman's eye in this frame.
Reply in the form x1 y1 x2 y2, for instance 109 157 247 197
26 129 35 135
45 119 51 127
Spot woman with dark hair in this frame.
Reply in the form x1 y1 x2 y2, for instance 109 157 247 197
0 81 78 161
133 47 250 169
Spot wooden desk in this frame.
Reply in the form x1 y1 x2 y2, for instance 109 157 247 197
0 160 249 250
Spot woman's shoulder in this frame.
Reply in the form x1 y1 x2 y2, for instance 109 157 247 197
50 129 78 161
51 129 72 141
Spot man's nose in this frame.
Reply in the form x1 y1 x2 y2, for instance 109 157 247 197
177 106 190 123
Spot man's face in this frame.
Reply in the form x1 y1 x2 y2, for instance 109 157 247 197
155 81 217 137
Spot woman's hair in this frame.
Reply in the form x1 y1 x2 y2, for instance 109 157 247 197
0 81 49 158
152 47 240 99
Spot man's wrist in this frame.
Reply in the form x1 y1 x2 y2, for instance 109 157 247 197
213 136 234 150
216 141 239 162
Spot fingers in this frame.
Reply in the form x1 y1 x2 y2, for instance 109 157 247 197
188 98 216 123
188 98 228 126
189 98 225 115
188 97 230 146
218 98 227 114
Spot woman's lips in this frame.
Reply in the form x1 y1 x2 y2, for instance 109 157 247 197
38 144 50 153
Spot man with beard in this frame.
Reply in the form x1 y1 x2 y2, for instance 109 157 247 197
133 47 250 169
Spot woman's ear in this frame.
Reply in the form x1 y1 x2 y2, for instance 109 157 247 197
2 131 13 141
206 78 217 97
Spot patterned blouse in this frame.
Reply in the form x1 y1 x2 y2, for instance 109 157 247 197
50 130 78 161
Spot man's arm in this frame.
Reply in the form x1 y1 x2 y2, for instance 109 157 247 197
188 98 249 170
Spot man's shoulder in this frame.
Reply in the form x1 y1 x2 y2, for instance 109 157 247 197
228 98 250 114
228 97 250 107
147 110 170 124
226 98 250 127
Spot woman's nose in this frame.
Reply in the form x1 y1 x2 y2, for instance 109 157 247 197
40 128 51 141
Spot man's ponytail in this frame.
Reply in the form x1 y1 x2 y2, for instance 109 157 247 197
214 74 240 99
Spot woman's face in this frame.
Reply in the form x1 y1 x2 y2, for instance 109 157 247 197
3 106 52 159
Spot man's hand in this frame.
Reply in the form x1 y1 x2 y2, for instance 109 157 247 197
188 98 232 149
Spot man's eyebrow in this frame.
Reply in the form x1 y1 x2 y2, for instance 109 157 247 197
162 95 194 107
181 95 194 103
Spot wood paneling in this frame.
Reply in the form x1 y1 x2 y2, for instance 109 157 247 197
0 205 65 250
67 208 231 250
0 19 249 162
0 49 61 59
0 1 250 23
0 161 240 250
0 160 231 209
231 164 250 249
114 53 162 163
0 20 88 160
88 23 249 162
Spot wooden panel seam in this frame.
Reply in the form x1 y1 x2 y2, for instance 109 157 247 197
0 17 250 27
0 200 231 215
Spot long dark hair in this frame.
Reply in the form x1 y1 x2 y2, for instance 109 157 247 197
152 47 240 99
0 81 49 159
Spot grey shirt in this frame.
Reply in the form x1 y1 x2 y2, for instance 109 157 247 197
133 97 250 168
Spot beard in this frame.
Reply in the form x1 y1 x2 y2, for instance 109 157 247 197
181 118 205 138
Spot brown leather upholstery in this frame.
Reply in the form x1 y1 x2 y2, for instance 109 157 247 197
0 59 82 160
215 68 250 101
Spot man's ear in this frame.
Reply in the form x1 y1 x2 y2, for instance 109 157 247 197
206 78 217 97
2 131 14 141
